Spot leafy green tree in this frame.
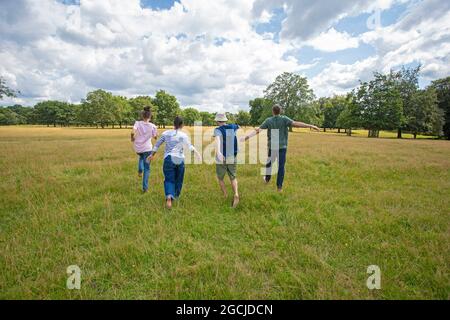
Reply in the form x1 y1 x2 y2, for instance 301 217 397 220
264 72 315 130
235 110 251 126
408 88 443 138
431 77 450 140
111 96 131 128
129 96 156 123
0 108 20 125
34 101 59 127
153 90 180 128
0 77 18 100
182 107 201 126
83 90 115 128
200 111 215 126
225 112 236 124
336 93 363 136
390 66 421 138
249 98 272 125
322 95 348 132
7 105 34 124
355 73 403 138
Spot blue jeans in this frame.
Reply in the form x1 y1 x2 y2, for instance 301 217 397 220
265 148 287 189
138 151 152 191
163 156 185 199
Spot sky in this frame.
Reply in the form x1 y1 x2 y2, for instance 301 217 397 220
0 0 449 112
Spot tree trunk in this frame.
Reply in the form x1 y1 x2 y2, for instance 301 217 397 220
397 128 402 139
347 129 352 136
414 133 417 139
338 128 341 133
368 129 379 138
323 128 326 132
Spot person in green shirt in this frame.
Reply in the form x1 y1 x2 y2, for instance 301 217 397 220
243 104 320 192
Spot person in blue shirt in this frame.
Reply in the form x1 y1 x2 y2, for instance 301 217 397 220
213 113 240 208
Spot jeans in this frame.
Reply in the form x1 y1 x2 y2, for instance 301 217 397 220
138 151 152 191
265 148 287 189
163 156 185 200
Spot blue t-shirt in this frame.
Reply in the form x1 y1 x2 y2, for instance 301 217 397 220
214 124 239 157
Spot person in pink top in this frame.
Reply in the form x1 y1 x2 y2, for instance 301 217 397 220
131 107 158 193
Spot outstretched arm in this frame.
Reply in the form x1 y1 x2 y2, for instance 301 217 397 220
147 134 165 161
242 127 262 142
184 134 202 162
292 121 320 131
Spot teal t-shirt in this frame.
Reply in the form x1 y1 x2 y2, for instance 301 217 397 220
260 115 294 150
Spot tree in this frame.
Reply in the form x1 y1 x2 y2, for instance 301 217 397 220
264 72 315 130
431 77 450 140
336 93 363 136
249 98 272 125
200 111 215 126
83 90 115 128
153 90 180 128
225 112 236 124
111 96 131 128
129 96 156 124
355 72 403 138
7 105 34 124
390 66 421 138
34 101 59 127
322 96 348 132
408 88 443 138
235 110 251 127
0 108 20 125
0 76 18 100
182 107 201 126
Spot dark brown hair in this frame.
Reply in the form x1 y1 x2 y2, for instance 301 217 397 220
272 104 281 115
174 116 183 129
142 106 152 120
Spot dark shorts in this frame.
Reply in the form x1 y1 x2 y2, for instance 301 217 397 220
216 157 237 181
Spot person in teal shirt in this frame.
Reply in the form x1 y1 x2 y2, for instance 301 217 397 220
243 104 320 192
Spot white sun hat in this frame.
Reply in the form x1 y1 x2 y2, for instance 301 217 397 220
214 113 228 122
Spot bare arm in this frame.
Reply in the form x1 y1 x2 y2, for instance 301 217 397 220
242 127 262 142
292 121 320 131
215 136 224 162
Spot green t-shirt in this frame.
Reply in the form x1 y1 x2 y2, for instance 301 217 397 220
260 115 294 150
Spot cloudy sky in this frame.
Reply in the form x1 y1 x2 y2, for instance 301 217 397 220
1 0 449 112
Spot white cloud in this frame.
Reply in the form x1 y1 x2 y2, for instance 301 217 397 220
306 28 360 52
252 0 404 41
0 0 449 110
310 0 450 97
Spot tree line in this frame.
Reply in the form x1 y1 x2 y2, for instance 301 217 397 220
249 67 449 139
1 67 449 139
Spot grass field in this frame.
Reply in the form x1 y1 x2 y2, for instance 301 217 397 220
0 126 449 299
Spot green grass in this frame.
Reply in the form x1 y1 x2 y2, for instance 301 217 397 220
0 126 449 299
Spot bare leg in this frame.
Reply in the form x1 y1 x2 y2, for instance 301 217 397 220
231 178 239 208
218 178 228 197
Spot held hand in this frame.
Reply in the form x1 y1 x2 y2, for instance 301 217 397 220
195 151 202 162
310 125 320 132
146 155 154 163
216 152 225 163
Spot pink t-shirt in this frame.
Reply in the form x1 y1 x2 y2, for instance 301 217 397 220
133 121 157 153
